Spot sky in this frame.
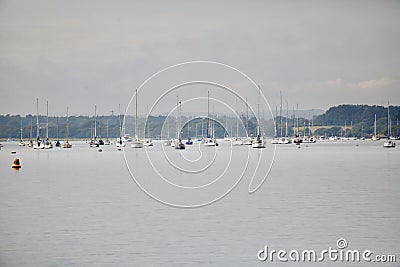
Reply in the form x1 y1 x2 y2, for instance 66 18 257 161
0 0 399 116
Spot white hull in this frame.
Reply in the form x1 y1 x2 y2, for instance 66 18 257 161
131 140 143 148
383 140 396 148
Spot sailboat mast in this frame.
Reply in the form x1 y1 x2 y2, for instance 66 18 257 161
279 91 283 137
46 100 49 139
20 118 23 140
106 119 109 140
387 101 390 137
94 105 97 140
135 89 139 138
296 104 299 136
176 96 179 139
66 107 69 142
207 91 210 137
36 98 39 139
374 113 377 136
246 97 249 137
285 100 288 137
30 118 33 141
118 104 122 138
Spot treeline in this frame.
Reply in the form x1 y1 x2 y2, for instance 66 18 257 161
1 104 399 139
312 104 400 137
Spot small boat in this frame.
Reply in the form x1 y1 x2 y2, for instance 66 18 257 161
175 138 186 149
232 137 243 145
131 90 143 148
371 114 380 141
104 120 111 145
383 102 396 148
174 96 185 149
43 101 53 149
251 88 265 149
383 139 396 148
63 107 72 148
185 138 193 145
33 98 44 149
144 138 153 146
18 119 25 146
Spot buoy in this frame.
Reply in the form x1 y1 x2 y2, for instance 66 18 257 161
12 158 21 169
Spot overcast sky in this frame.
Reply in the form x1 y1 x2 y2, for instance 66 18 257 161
0 0 399 116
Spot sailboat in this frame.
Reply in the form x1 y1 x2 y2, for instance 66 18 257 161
104 119 111 145
185 118 193 145
383 101 396 148
33 98 44 149
18 118 26 146
252 86 266 148
131 89 143 148
203 91 218 147
43 101 53 149
63 107 72 148
232 99 243 145
55 117 61 147
371 114 380 141
174 97 186 150
116 104 126 147
28 118 33 147
89 106 99 147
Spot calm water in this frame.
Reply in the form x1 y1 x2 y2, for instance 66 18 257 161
0 140 399 266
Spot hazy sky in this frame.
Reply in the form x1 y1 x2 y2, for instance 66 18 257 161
0 0 399 116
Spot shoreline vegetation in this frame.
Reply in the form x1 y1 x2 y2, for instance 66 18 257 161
1 104 399 139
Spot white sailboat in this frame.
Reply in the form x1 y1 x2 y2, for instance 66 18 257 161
252 86 266 148
18 118 26 146
203 91 217 147
89 106 99 147
232 100 243 146
28 118 33 147
43 101 53 149
116 104 126 147
131 89 143 148
104 119 111 145
55 117 61 147
33 98 44 149
383 101 395 148
371 113 380 141
63 107 72 148
174 96 185 149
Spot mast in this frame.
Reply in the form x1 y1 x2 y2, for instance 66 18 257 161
296 104 299 136
46 100 49 139
274 106 278 137
176 96 179 139
118 104 122 139
20 118 23 141
135 89 139 139
66 107 69 142
106 119 109 140
94 105 97 140
279 91 283 137
387 101 390 138
285 100 288 137
36 98 40 139
246 97 249 137
30 118 33 141
207 91 210 137
374 113 377 137
56 116 59 141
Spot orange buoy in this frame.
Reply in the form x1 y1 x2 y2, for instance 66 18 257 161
12 158 21 169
